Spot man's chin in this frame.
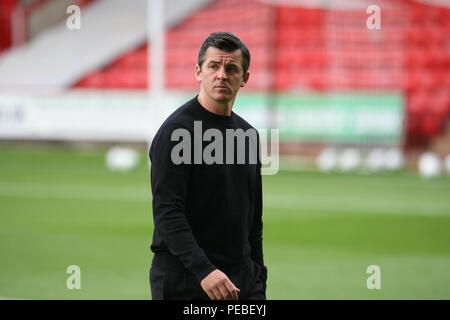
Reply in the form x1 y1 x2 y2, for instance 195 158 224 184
212 92 232 102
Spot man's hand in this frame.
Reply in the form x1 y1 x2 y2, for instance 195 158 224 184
200 269 240 300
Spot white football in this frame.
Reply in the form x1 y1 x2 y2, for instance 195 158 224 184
106 147 139 172
418 152 441 178
365 148 385 172
384 148 404 171
337 148 362 172
317 147 338 172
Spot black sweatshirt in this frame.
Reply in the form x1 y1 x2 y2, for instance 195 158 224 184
149 96 266 285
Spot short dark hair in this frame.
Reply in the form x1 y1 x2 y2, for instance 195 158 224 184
197 32 250 74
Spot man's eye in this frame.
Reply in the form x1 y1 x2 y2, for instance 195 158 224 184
209 65 218 70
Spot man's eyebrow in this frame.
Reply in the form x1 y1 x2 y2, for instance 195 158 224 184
207 59 241 69
208 59 239 64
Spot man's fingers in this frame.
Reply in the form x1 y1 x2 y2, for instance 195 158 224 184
217 283 231 300
200 269 241 300
206 290 216 300
224 280 239 300
212 287 223 300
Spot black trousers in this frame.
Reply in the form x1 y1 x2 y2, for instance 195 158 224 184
149 252 266 300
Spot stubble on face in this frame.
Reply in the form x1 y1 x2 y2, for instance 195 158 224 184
196 47 248 110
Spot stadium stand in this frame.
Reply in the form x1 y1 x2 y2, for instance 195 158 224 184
0 0 210 92
74 0 449 149
75 0 273 90
0 0 16 53
0 0 449 149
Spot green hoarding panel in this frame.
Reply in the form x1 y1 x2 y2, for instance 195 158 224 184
185 92 404 145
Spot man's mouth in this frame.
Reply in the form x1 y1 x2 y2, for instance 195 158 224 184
215 85 229 90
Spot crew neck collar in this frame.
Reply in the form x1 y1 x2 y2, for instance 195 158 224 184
193 95 234 122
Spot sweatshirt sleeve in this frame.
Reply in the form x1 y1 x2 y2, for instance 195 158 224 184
249 136 267 288
150 122 217 282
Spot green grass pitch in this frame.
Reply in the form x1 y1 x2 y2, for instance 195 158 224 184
1 146 450 299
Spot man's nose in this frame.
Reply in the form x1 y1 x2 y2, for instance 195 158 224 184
216 66 228 80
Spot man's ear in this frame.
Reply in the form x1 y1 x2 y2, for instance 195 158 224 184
195 64 202 82
241 71 250 87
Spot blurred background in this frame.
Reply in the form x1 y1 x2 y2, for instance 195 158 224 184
0 0 449 299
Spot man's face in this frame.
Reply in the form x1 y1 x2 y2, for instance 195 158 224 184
196 47 249 104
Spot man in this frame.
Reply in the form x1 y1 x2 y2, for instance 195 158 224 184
149 32 267 300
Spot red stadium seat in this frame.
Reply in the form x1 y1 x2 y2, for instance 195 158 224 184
407 90 428 116
421 116 442 137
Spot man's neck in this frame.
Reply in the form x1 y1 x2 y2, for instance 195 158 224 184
197 93 234 117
